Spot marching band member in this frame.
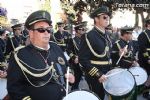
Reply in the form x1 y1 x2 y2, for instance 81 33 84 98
79 6 112 99
111 27 137 68
7 10 75 100
138 19 150 99
66 23 85 90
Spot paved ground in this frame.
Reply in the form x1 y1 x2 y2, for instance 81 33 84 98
76 77 147 100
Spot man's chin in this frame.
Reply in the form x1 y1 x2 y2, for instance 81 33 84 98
42 40 50 44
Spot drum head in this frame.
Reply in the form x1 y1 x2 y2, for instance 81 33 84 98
129 66 148 86
0 79 7 99
63 90 100 100
103 68 135 96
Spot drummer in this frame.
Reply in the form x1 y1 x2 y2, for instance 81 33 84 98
138 19 150 99
111 27 138 68
79 6 112 99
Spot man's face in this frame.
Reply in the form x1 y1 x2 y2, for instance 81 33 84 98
124 33 132 41
147 24 150 29
29 21 52 44
58 25 64 32
77 28 85 35
96 14 110 28
14 27 22 36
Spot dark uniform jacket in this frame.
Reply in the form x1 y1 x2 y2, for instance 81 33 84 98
7 42 68 100
138 29 150 74
5 35 24 56
0 38 6 62
111 39 136 68
0 38 6 71
79 27 112 79
53 30 71 52
67 36 80 62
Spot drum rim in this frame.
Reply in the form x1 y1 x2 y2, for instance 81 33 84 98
128 66 148 86
63 89 101 100
103 68 136 96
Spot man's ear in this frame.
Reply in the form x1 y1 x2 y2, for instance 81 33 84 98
28 30 34 39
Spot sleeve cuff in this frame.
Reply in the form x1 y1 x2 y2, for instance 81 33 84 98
22 96 31 100
88 67 102 78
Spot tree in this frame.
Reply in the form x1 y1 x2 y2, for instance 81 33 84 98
60 0 150 28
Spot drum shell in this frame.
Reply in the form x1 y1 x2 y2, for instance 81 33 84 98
107 85 137 100
136 84 145 95
103 68 137 100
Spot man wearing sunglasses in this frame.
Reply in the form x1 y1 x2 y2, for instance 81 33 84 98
7 10 75 100
53 22 71 52
66 23 86 90
79 6 112 99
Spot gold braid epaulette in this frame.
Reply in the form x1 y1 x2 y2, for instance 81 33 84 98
14 46 54 77
85 34 108 58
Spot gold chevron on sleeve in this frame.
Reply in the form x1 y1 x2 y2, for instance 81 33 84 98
88 67 98 76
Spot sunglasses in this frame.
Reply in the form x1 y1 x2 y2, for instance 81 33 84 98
33 28 53 33
97 15 109 20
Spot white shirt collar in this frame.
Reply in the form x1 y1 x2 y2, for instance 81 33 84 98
34 44 50 51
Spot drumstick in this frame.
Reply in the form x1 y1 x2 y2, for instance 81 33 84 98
66 67 69 96
106 69 127 78
116 44 128 65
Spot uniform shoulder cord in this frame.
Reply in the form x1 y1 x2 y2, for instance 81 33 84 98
85 33 108 58
13 46 56 87
72 38 79 51
52 34 64 44
9 36 16 51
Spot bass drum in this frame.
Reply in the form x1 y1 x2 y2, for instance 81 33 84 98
128 66 148 94
0 78 8 99
63 89 100 100
103 68 136 100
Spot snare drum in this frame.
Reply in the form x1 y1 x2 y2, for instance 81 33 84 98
103 68 136 100
63 90 100 100
129 66 148 94
0 78 8 99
